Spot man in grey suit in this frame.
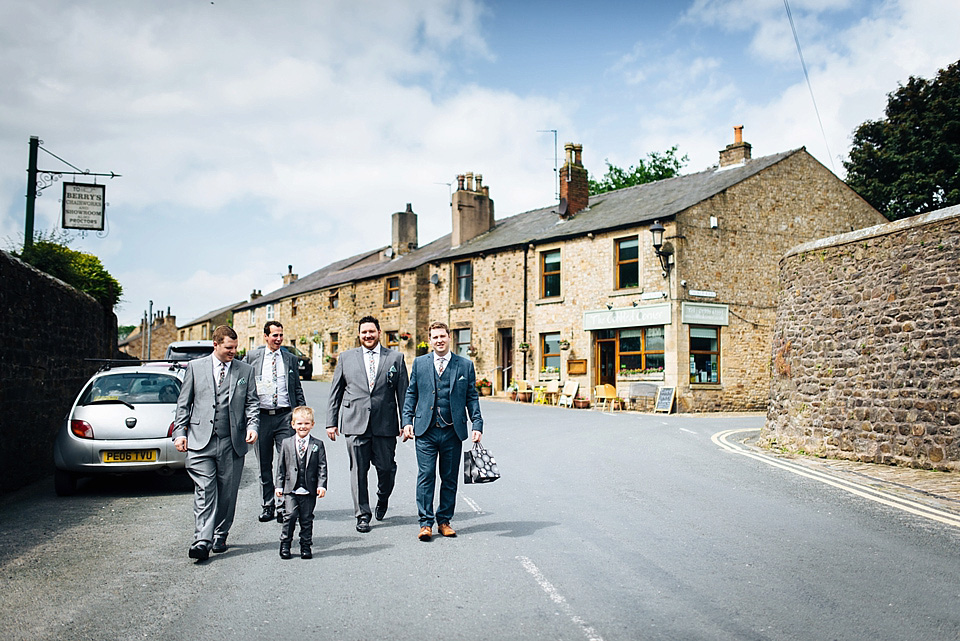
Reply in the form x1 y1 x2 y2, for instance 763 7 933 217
244 321 306 523
174 325 259 561
326 316 409 533
401 321 482 541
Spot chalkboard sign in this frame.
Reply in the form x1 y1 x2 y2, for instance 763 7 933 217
654 386 675 413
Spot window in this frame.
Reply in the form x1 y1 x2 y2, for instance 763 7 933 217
541 332 561 372
249 308 258 327
291 297 298 317
329 332 339 355
616 237 639 289
454 260 473 303
328 288 339 309
453 328 472 357
385 331 399 349
690 326 720 384
541 250 561 298
201 325 208 340
385 277 400 306
266 304 275 321
248 336 255 351
617 327 664 374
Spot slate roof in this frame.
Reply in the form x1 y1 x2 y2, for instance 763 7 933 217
179 300 247 329
235 148 802 311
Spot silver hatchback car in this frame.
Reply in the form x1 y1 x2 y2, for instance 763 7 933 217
53 362 187 495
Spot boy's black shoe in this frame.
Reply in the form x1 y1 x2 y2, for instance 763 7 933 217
301 546 312 559
279 543 292 560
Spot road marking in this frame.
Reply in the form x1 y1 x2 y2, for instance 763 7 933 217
462 495 483 514
517 556 605 641
679 428 697 435
713 428 960 529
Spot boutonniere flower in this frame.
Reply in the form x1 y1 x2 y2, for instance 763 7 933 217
389 365 397 373
311 444 319 453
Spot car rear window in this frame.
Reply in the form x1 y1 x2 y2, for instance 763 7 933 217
166 346 213 360
81 373 182 405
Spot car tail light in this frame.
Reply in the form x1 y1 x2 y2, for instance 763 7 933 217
167 421 175 438
71 419 94 439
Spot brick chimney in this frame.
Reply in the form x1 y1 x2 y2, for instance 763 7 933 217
250 289 262 301
392 203 418 257
559 143 588 218
282 265 298 286
719 125 752 167
451 172 494 248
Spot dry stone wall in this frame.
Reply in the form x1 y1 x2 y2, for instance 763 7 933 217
763 205 960 470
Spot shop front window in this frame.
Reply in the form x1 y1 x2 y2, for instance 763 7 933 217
690 326 720 383
617 327 664 375
541 332 561 373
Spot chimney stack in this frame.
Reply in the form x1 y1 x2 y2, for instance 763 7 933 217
250 289 262 301
282 265 298 286
559 143 589 218
391 203 419 257
451 172 495 247
719 125 752 167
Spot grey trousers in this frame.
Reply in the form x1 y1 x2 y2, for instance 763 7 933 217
256 409 294 508
345 433 398 519
186 434 244 543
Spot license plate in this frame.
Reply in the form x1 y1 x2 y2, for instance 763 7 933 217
101 449 158 463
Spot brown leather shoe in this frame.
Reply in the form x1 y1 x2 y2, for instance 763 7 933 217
437 522 456 537
418 526 432 541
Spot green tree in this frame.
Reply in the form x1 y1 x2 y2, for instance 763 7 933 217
589 146 688 195
844 59 960 221
16 236 122 308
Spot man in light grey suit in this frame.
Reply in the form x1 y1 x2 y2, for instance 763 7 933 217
174 325 259 562
243 321 306 523
326 316 409 532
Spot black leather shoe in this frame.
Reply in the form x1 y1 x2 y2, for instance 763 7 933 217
189 541 210 561
301 546 312 559
375 499 388 521
259 505 275 522
356 517 371 533
279 543 292 560
211 536 228 553
276 509 284 523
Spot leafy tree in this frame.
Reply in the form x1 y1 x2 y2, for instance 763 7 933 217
844 59 960 221
117 325 137 341
16 235 122 308
589 146 689 195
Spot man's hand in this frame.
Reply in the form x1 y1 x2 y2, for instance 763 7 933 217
402 425 414 442
275 488 283 498
174 436 187 452
245 430 258 444
326 426 338 441
317 488 326 498
471 430 482 443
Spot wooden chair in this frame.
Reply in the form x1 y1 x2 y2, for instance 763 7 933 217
514 380 531 402
543 380 561 405
594 384 623 411
557 381 579 407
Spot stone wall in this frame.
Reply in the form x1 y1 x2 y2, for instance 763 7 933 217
0 251 117 492
762 205 960 470
118 312 178 360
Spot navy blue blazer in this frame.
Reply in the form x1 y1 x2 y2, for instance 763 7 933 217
401 353 483 441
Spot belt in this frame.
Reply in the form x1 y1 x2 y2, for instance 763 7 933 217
261 407 291 416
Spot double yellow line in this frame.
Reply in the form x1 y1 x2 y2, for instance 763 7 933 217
713 428 960 529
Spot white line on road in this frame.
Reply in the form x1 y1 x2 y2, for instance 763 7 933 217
713 428 960 529
679 428 697 435
517 556 605 641
462 495 483 514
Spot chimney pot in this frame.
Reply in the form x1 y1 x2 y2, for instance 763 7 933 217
719 125 752 167
457 174 465 190
734 125 743 144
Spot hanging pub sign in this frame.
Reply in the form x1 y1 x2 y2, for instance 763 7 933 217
62 182 105 231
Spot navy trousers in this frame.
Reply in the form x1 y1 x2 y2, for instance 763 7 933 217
415 424 462 527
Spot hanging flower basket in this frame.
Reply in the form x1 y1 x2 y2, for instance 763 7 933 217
518 342 530 352
466 345 478 357
558 339 570 350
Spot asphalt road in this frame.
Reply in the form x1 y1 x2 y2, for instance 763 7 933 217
2 380 959 640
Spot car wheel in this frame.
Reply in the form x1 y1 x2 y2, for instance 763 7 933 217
54 469 78 496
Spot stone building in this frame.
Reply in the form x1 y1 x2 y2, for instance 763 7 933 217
763 205 960 469
176 300 244 342
231 128 884 411
118 307 178 360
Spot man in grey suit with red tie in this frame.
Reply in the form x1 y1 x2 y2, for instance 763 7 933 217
244 321 306 523
326 316 409 533
174 325 259 561
402 321 483 541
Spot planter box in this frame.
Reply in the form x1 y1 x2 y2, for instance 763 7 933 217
479 386 492 396
572 399 590 409
617 373 664 382
517 391 532 403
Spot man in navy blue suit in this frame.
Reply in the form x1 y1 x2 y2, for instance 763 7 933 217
401 321 483 541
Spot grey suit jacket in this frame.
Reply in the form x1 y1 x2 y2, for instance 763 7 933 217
173 355 259 456
243 346 306 408
275 434 328 494
326 346 409 437
401 353 483 441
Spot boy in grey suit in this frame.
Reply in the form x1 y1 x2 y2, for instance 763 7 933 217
275 406 327 559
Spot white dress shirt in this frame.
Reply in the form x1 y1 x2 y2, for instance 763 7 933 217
433 352 450 376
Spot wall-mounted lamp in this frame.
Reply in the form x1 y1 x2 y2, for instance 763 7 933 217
631 301 639 307
605 303 613 310
649 220 672 276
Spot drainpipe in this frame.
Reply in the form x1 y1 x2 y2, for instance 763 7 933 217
147 300 153 360
522 244 529 381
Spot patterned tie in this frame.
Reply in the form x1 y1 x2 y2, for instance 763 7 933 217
298 438 307 459
437 356 446 376
217 362 226 389
271 351 279 408
367 350 376 391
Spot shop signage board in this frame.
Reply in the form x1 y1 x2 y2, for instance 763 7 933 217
681 302 729 326
62 183 105 231
583 303 671 331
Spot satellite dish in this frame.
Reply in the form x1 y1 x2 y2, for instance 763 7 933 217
384 247 394 258
558 198 568 217
429 274 439 285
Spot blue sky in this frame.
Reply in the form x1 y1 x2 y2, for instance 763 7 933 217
1 0 956 326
